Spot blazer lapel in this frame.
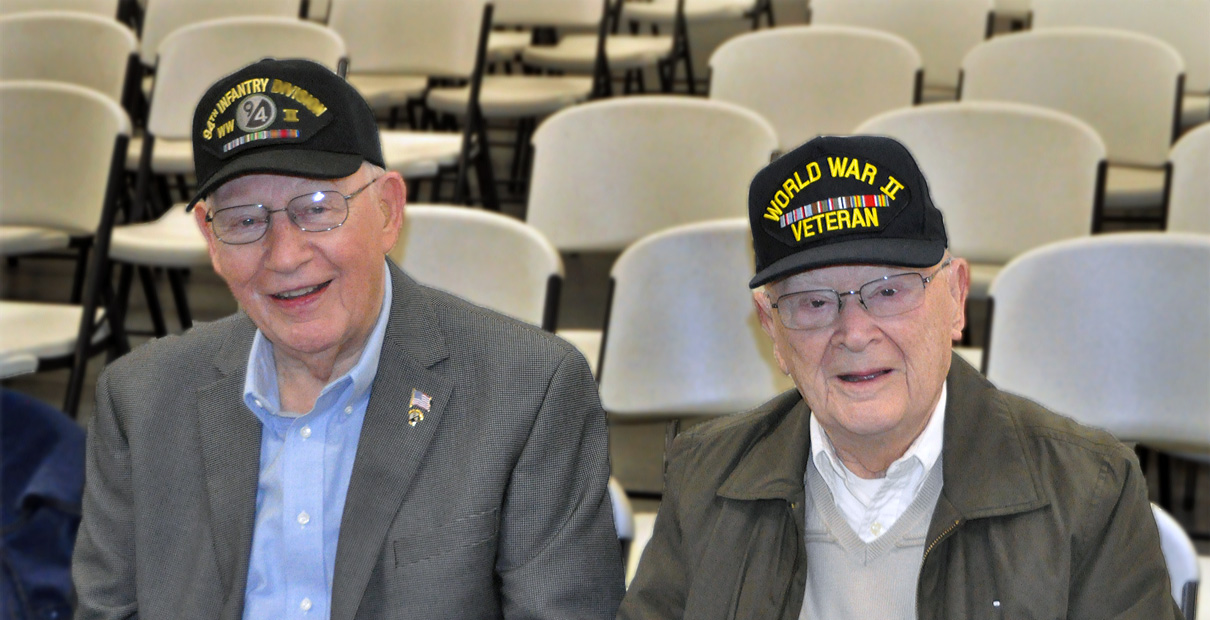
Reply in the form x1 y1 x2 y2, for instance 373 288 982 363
330 265 453 620
195 315 262 620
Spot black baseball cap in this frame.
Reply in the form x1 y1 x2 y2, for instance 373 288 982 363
748 134 948 288
186 58 384 210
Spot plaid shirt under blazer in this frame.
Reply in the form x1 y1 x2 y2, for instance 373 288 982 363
71 260 625 619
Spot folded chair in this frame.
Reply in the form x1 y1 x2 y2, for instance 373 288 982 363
0 81 131 415
961 28 1185 227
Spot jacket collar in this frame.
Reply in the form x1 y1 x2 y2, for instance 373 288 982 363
714 355 1048 519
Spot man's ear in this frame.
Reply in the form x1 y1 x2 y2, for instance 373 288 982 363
375 172 407 253
753 289 791 376
193 202 226 277
947 258 971 341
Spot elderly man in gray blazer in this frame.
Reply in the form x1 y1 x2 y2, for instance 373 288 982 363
72 58 624 620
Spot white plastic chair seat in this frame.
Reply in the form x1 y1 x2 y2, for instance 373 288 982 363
623 0 751 23
346 73 428 110
1103 165 1166 210
427 75 593 118
523 34 673 73
0 352 37 379
109 203 209 267
952 346 982 370
555 328 602 376
489 30 531 62
0 301 109 360
126 135 193 174
1151 503 1200 619
379 131 462 179
0 226 71 255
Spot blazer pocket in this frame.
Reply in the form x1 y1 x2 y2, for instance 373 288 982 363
393 508 499 568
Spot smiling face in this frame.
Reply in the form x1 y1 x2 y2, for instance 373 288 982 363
754 257 969 462
195 164 405 375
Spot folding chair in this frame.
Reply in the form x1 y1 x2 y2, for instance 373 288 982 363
596 219 794 418
1152 503 1200 620
0 0 118 17
0 10 137 301
1031 0 1210 131
387 205 563 330
960 28 1185 227
0 10 137 105
425 0 611 204
856 101 1106 337
0 81 131 415
984 233 1210 510
622 0 775 94
115 16 348 340
811 0 994 101
1166 122 1210 233
608 477 635 570
709 25 922 152
520 0 676 94
525 96 776 369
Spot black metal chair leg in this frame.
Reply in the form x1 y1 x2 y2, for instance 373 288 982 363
137 266 169 337
167 268 192 330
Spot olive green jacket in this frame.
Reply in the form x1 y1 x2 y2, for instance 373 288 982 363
619 356 1180 619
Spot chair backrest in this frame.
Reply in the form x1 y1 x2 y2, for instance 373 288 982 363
527 96 777 252
1167 122 1210 233
0 80 131 234
0 10 137 104
709 25 921 152
856 101 1106 264
1152 503 1200 619
811 0 992 90
139 0 300 67
388 205 564 330
328 0 486 77
961 27 1185 167
0 0 118 17
598 219 795 416
1032 0 1210 94
147 16 346 140
494 0 603 27
985 233 1210 448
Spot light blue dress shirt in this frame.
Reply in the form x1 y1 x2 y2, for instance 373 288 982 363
241 264 392 620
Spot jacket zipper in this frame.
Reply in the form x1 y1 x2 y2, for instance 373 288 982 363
921 518 961 566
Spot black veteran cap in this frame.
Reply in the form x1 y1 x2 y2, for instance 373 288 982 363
187 58 384 210
748 134 948 288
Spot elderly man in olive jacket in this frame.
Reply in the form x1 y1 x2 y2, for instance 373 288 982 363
618 135 1180 619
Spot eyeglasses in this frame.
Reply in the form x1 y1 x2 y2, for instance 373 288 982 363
770 258 953 330
205 175 383 245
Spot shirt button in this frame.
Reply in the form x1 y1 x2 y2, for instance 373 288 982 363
298 511 310 526
254 399 263 408
300 597 312 612
344 405 353 415
300 426 312 439
871 522 883 536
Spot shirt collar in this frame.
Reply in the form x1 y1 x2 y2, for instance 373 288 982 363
243 261 393 417
810 383 947 482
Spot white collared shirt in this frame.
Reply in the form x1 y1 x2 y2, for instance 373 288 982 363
808 385 946 543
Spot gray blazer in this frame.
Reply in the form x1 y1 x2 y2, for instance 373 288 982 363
73 261 625 619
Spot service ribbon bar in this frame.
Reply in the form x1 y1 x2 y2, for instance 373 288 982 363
780 194 888 228
223 129 300 153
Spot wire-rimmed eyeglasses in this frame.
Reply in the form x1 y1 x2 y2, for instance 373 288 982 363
204 175 384 245
770 258 954 330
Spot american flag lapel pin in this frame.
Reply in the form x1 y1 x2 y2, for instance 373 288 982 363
407 388 432 427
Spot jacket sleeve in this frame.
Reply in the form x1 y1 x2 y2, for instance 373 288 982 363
616 434 693 620
1067 450 1183 619
72 370 140 620
495 347 626 619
